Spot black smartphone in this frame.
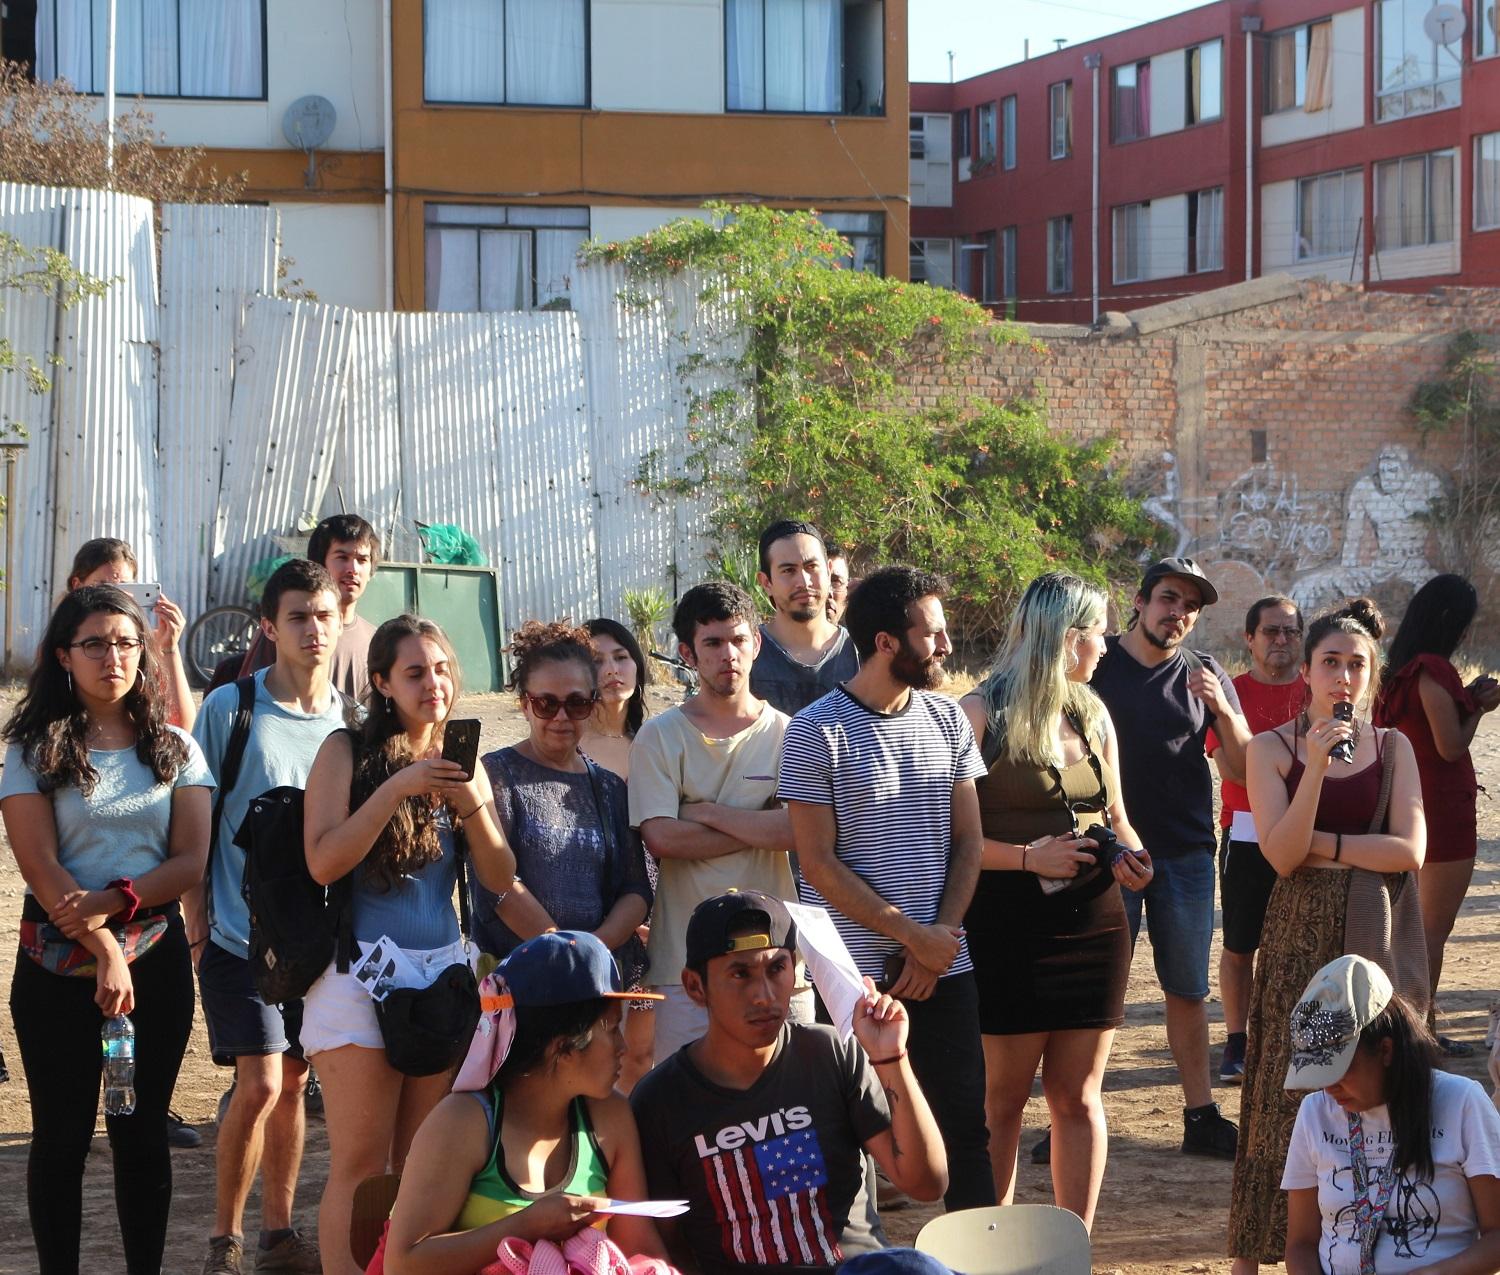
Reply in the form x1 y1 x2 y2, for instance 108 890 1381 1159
879 951 906 993
441 719 481 779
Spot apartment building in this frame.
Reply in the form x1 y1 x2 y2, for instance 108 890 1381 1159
2 0 906 309
910 0 1500 323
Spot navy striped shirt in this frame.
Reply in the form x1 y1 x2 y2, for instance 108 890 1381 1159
776 686 986 979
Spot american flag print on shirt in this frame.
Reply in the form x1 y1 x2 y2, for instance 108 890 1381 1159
701 1128 842 1267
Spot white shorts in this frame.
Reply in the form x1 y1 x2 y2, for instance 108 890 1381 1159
301 937 472 1058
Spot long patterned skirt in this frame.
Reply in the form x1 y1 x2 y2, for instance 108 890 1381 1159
1226 867 1350 1263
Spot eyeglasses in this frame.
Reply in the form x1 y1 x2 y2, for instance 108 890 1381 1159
523 691 598 721
1258 626 1303 642
69 637 145 660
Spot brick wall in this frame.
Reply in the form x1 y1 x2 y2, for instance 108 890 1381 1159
901 277 1500 650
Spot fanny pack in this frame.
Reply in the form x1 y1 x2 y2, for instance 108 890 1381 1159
374 818 481 1077
19 893 174 977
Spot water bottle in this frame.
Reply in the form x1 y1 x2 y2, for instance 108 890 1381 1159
101 1014 136 1116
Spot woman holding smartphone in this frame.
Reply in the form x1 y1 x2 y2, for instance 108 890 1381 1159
2 585 213 1274
302 614 517 1275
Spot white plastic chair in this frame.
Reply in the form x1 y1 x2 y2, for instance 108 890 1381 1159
915 1204 1092 1275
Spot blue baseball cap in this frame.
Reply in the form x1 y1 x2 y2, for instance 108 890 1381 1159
499 931 663 1008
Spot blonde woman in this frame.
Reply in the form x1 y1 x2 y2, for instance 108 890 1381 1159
959 572 1151 1229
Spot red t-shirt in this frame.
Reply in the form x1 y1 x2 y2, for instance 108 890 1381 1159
1207 673 1306 827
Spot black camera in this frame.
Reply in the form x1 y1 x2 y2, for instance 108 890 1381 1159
1082 824 1121 860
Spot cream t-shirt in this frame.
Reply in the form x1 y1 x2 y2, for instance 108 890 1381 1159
628 702 796 987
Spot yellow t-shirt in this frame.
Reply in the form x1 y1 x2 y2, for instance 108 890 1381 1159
628 703 796 987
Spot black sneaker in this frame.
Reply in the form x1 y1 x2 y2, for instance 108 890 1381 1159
1219 1033 1247 1085
1030 1128 1051 1165
304 1067 324 1118
1182 1102 1237 1159
168 1109 203 1149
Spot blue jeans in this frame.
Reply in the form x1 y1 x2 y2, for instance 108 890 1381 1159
1120 848 1216 1001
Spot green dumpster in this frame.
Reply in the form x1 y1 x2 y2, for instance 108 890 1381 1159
356 563 505 692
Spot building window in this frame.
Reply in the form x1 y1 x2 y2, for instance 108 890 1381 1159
1185 40 1222 124
819 212 883 273
1476 135 1500 230
425 204 589 311
910 113 953 207
425 0 586 105
1047 216 1073 293
1001 94 1017 169
1049 81 1072 158
956 109 971 159
726 0 885 115
1480 0 1498 57
1002 226 1017 298
1376 0 1460 121
1266 20 1332 114
1297 169 1362 259
1188 187 1223 272
1375 150 1456 250
35 0 265 98
1112 202 1149 284
976 101 996 162
910 239 955 289
1111 60 1150 142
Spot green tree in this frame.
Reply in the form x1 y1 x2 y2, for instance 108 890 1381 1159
586 204 1160 648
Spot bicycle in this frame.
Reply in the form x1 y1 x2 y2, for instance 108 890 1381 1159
183 604 258 688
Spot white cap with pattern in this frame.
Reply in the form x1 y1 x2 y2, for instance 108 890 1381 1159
1284 954 1394 1091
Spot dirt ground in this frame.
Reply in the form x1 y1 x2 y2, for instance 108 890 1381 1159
1 683 1497 1275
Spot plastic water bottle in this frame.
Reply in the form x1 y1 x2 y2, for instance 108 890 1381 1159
101 1015 136 1116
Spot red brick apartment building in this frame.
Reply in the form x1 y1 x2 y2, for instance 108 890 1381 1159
909 0 1500 322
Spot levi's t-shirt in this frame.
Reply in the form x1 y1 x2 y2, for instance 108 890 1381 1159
628 702 795 987
1281 1070 1500 1275
631 1023 891 1273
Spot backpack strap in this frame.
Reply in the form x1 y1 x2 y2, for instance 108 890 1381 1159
332 724 362 973
205 676 257 934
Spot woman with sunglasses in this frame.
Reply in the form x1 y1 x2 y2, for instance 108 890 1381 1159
959 572 1151 1229
302 614 517 1275
472 622 653 1008
2 585 214 1274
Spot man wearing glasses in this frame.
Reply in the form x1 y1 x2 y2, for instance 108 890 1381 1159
1206 595 1306 1085
629 581 807 1063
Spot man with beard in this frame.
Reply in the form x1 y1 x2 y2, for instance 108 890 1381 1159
630 581 805 1063
1091 557 1249 1159
752 520 860 715
1206 595 1306 1085
631 891 948 1272
778 566 994 1211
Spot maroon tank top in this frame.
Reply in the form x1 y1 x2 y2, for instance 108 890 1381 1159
1280 726 1386 837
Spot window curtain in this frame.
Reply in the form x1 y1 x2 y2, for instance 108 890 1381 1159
1196 188 1224 271
1196 40 1221 119
1269 32 1296 111
1305 21 1332 112
802 0 839 113
1429 152 1455 244
40 0 177 93
726 0 764 109
1137 61 1151 134
535 228 586 306
1478 137 1500 229
480 230 529 311
1375 162 1400 251
1114 205 1145 281
426 227 481 311
1113 73 1138 140
425 0 504 102
180 0 261 96
507 0 585 106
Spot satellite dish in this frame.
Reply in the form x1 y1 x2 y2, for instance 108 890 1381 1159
1422 3 1466 45
283 95 338 150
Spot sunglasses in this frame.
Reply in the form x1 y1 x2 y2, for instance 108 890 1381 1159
524 691 598 721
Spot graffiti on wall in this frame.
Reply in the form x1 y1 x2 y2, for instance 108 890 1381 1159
1141 444 1448 637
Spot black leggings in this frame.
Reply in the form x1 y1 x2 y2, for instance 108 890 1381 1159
8 918 195 1275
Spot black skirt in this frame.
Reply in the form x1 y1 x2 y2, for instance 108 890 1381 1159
964 867 1130 1035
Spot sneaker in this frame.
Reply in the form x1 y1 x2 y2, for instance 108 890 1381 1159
1182 1102 1238 1160
217 1080 237 1125
303 1067 324 1118
1439 1035 1475 1059
168 1108 203 1149
255 1230 322 1273
203 1234 245 1275
1030 1128 1051 1165
1219 1034 1247 1085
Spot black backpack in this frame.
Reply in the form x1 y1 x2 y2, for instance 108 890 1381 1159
208 679 354 1005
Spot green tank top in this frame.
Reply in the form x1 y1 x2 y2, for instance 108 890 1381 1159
454 1087 610 1231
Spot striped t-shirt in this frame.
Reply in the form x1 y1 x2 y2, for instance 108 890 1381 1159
776 686 987 979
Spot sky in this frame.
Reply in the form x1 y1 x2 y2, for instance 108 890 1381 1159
909 0 1216 84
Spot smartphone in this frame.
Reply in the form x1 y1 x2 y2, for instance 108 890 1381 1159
878 951 906 993
441 719 482 779
117 581 160 612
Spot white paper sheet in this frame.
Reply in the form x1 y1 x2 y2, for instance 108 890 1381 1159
593 1199 691 1218
351 935 425 1002
785 902 868 1039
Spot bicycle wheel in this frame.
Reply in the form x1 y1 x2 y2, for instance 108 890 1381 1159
184 605 258 687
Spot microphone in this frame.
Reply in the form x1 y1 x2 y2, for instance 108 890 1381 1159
1330 701 1356 764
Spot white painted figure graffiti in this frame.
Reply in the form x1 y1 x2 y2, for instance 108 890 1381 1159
1143 450 1191 557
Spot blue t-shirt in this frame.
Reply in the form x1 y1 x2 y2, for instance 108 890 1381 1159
1089 635 1243 857
351 808 461 951
193 669 348 959
0 728 214 892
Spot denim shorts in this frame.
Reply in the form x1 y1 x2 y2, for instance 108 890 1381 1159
1119 847 1215 1001
198 939 304 1066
